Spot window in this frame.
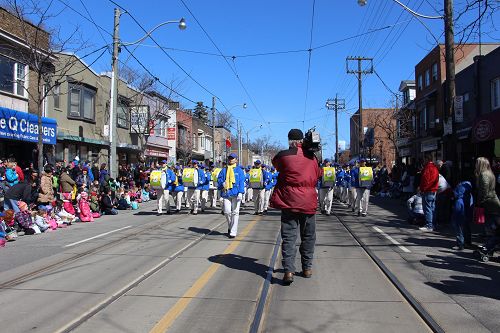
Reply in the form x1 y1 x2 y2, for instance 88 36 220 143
403 90 410 105
417 74 423 91
492 77 500 110
425 69 430 87
419 107 427 132
154 120 161 136
117 99 129 129
432 63 438 82
53 84 60 109
68 84 96 121
0 55 28 97
428 104 435 128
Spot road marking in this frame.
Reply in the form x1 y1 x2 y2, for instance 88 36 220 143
372 226 411 253
150 217 261 333
64 226 133 248
55 219 227 333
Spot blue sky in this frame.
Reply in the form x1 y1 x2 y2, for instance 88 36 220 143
45 0 499 159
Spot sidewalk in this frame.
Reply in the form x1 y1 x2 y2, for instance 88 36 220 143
333 196 500 332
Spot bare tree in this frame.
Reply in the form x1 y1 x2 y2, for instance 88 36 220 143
215 110 234 129
2 0 90 172
365 107 398 162
249 134 284 158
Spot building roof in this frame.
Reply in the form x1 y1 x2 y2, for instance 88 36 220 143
399 80 415 92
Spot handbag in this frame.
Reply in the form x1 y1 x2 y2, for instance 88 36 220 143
473 207 485 224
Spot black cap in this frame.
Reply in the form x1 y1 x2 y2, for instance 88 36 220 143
288 128 304 140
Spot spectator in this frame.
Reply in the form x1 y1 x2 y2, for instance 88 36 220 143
59 167 76 198
38 165 55 209
4 182 34 213
451 180 473 251
407 191 424 225
418 154 439 232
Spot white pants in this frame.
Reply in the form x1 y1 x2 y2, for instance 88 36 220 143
319 188 334 214
200 190 209 211
223 194 242 237
253 188 265 213
174 191 183 210
348 187 357 207
246 188 253 202
355 188 370 215
340 187 348 203
210 189 219 207
184 188 190 208
187 189 200 213
263 189 271 211
157 189 170 213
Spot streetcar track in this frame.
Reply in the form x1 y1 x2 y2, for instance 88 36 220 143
332 211 445 333
0 212 213 290
54 218 228 333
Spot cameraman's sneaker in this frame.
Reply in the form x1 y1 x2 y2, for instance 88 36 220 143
419 226 434 232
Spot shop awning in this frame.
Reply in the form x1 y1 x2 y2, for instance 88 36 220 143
471 112 500 143
0 107 57 144
57 134 109 146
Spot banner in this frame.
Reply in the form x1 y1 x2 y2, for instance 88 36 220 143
0 107 57 144
454 96 464 123
167 127 176 140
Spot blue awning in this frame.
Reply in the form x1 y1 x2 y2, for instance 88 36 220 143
0 107 57 145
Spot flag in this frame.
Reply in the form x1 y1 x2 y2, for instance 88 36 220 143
225 138 232 148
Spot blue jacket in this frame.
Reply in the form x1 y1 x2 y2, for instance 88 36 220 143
164 169 177 192
452 181 473 224
336 169 345 187
264 170 274 190
344 170 352 188
201 171 211 191
245 172 250 188
271 172 279 187
217 166 245 198
173 174 184 192
6 168 19 187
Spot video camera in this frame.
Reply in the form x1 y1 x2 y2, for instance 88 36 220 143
303 127 321 153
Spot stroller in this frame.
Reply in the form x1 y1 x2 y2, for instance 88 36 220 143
474 217 500 262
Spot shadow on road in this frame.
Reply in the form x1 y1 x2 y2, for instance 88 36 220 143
208 253 268 278
187 226 227 236
421 252 500 300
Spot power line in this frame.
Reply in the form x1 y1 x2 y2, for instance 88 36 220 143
56 0 113 38
107 0 229 111
178 0 268 126
303 0 316 127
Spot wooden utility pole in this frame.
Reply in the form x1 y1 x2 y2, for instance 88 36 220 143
346 57 373 158
325 95 345 163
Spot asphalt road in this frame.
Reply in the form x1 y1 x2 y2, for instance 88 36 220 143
0 199 486 332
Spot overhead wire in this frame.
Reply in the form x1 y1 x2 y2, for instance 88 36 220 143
303 0 317 128
107 0 230 111
177 0 269 127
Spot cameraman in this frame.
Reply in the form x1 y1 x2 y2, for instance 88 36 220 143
270 129 322 285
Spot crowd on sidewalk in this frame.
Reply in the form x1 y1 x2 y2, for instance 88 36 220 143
0 154 282 247
316 154 500 259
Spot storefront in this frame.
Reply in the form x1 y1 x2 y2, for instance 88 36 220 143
117 143 141 167
56 134 109 165
0 107 57 167
144 146 170 166
472 111 500 160
420 138 442 162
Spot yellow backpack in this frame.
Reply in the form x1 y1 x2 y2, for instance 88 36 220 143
249 168 264 189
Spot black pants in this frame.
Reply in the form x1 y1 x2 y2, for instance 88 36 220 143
280 210 316 273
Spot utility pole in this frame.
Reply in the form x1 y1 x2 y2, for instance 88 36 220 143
211 96 216 164
237 119 241 161
346 56 373 158
444 0 456 168
109 8 120 179
325 95 345 163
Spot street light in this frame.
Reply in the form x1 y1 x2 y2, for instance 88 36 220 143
357 0 443 19
108 8 186 178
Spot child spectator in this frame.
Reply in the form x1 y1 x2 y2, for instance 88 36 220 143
34 208 51 232
101 189 118 215
78 191 94 222
451 181 473 250
15 201 36 234
407 192 424 225
55 199 78 224
0 212 6 247
117 193 131 210
5 161 19 188
89 191 100 213
142 184 151 202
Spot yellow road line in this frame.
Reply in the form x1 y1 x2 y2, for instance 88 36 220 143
150 217 261 333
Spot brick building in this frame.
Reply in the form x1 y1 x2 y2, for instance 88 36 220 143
350 108 396 168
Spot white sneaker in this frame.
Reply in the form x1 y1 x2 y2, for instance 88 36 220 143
419 226 433 232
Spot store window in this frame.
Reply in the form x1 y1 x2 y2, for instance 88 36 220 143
492 77 500 110
0 54 28 97
68 83 96 121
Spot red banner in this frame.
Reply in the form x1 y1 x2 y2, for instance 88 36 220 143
225 138 232 148
167 127 176 140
